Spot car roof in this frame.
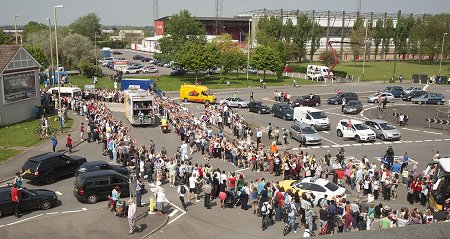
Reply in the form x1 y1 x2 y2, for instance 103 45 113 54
347 100 360 103
367 119 389 124
293 121 312 128
81 160 109 167
273 103 291 107
340 119 363 124
301 177 330 186
28 152 64 162
77 169 124 179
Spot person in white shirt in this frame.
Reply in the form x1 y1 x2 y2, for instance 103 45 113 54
180 141 189 161
189 175 200 202
156 188 166 215
127 199 141 234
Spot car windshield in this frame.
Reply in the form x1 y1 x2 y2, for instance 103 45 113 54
259 103 268 107
347 101 359 106
23 160 39 171
310 111 327 119
324 182 339 191
354 124 369 130
302 126 317 134
235 98 245 102
280 105 293 111
204 90 212 96
379 123 395 130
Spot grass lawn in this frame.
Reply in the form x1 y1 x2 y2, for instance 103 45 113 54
0 149 23 164
289 61 450 81
68 73 317 92
0 115 73 148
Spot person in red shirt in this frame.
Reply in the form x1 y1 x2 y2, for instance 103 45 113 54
66 133 73 153
11 183 20 217
228 172 236 191
414 179 422 203
336 169 345 186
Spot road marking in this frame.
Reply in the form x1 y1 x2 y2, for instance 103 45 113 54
415 140 423 143
7 214 43 226
424 139 434 142
342 144 351 147
373 142 383 145
322 145 330 148
62 209 84 214
291 147 299 150
393 141 403 144
82 208 87 211
434 139 443 142
46 212 59 215
363 143 373 146
55 191 62 196
311 146 321 149
422 131 443 135
402 128 421 132
402 140 413 143
321 137 339 145
168 209 179 217
0 225 4 228
383 142 392 144
331 145 341 148
165 198 186 225
235 168 249 173
322 131 329 134
445 139 450 141
352 143 362 146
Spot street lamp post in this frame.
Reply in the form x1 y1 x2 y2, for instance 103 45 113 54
47 18 55 86
439 33 448 76
14 15 19 45
54 5 64 133
246 18 252 88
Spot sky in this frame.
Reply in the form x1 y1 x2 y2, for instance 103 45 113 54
1 0 449 27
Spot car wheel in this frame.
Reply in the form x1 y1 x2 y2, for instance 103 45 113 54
374 99 378 103
258 110 262 114
380 134 386 141
283 115 287 120
337 129 343 137
315 102 320 107
45 173 56 184
183 98 188 103
334 101 339 105
40 200 52 210
355 135 361 143
87 194 99 204
238 104 242 108
272 112 275 117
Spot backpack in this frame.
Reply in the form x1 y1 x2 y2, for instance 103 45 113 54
287 203 293 214
180 185 186 194
261 203 268 213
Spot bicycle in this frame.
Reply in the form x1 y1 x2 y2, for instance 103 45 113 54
34 125 58 139
261 211 273 231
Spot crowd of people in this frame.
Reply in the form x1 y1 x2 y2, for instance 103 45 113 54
43 86 450 236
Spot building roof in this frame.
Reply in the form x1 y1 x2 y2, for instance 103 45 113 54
155 16 250 23
0 45 21 73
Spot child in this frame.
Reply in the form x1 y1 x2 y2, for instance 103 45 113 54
80 123 85 141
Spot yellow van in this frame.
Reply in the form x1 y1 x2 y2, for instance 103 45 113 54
179 85 217 105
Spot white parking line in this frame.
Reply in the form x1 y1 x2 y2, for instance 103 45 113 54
383 142 393 144
322 131 329 134
311 146 321 149
445 139 450 141
62 209 84 214
415 140 423 143
402 128 421 132
46 212 59 215
434 139 443 142
322 145 330 148
168 209 179 217
424 139 434 142
55 191 62 196
422 131 443 135
342 144 351 147
393 141 403 144
166 199 186 225
321 137 339 145
235 168 249 173
6 214 44 226
363 143 373 146
331 145 341 148
402 140 413 143
352 143 362 146
374 142 383 145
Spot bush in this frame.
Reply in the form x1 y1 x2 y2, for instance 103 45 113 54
78 59 102 78
332 70 348 78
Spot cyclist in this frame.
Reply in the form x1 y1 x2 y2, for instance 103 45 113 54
261 201 272 230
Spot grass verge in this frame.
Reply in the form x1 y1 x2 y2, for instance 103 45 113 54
0 149 23 164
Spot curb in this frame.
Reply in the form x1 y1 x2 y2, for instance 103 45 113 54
139 214 169 239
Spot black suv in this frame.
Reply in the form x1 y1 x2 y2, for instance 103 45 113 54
327 92 358 105
271 103 293 120
0 184 58 218
75 160 129 177
74 170 130 204
248 101 271 114
22 152 87 184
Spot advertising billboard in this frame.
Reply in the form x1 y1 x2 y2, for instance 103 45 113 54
2 70 37 104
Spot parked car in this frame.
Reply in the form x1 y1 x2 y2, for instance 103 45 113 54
412 93 446 105
73 170 130 204
140 66 158 74
0 184 58 218
170 69 186 76
112 51 122 55
384 86 404 98
271 103 294 120
327 92 358 105
132 55 144 60
279 177 346 205
123 66 141 74
291 94 321 107
367 92 395 103
402 90 427 101
248 101 271 114
404 86 422 95
247 68 258 74
364 119 401 141
225 97 249 108
289 121 321 145
22 152 87 184
141 57 152 62
336 119 376 142
75 160 129 178
343 100 363 114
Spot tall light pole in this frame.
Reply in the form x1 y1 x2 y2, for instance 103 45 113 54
362 21 369 82
47 18 55 86
392 10 401 82
94 32 98 68
54 4 63 133
14 15 19 45
439 32 448 76
246 18 252 87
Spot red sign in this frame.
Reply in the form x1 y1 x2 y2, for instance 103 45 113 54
154 21 165 36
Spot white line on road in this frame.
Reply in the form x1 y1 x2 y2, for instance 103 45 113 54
352 143 362 146
82 208 87 211
424 139 434 142
55 191 62 196
373 142 382 145
415 140 423 143
383 142 393 144
6 214 44 226
402 128 421 132
402 141 413 143
46 212 59 215
322 131 329 134
393 141 403 144
434 139 443 142
331 145 341 148
321 136 339 145
311 146 321 149
342 144 351 147
235 168 249 173
291 147 299 150
422 131 443 135
445 139 450 141
363 143 373 146
168 209 179 217
0 225 4 228
62 209 84 214
165 198 186 225
322 145 330 148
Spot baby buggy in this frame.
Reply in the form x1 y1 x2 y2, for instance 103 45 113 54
224 191 240 208
115 199 127 217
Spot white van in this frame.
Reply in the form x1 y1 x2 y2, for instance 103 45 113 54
307 65 330 81
48 87 82 98
293 106 330 130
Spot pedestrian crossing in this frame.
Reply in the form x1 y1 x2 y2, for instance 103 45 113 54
291 138 450 151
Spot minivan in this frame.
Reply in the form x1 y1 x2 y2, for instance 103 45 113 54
74 170 130 204
327 92 358 105
293 106 330 130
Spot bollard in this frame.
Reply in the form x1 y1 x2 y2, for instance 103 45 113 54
148 196 155 214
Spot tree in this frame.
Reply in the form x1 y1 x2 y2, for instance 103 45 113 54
69 13 101 41
78 59 101 78
382 18 395 60
319 51 337 67
293 14 313 61
60 33 96 69
24 44 48 68
349 16 365 61
157 10 206 62
175 40 218 82
213 34 246 74
309 21 324 62
0 30 12 44
373 19 384 60
23 21 47 42
397 15 416 59
282 18 295 43
256 16 282 46
249 45 284 79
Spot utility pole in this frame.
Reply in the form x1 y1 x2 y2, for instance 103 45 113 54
14 15 19 45
362 22 369 82
392 10 401 82
47 18 55 86
439 33 448 76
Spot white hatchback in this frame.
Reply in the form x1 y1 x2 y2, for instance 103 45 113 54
300 176 347 206
336 119 376 142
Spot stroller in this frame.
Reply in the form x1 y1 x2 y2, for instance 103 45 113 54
224 191 238 208
115 199 127 217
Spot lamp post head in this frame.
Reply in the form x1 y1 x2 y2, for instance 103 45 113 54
54 5 63 8
445 33 448 36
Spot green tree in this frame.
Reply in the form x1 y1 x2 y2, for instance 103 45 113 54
397 15 416 59
293 14 313 61
282 18 295 43
60 33 96 69
157 10 206 62
382 18 395 60
213 34 246 74
249 45 284 79
69 13 101 41
78 59 101 78
23 21 47 42
0 30 13 44
349 16 365 61
309 21 324 62
256 16 283 46
373 19 384 60
175 40 218 82
24 44 48 68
